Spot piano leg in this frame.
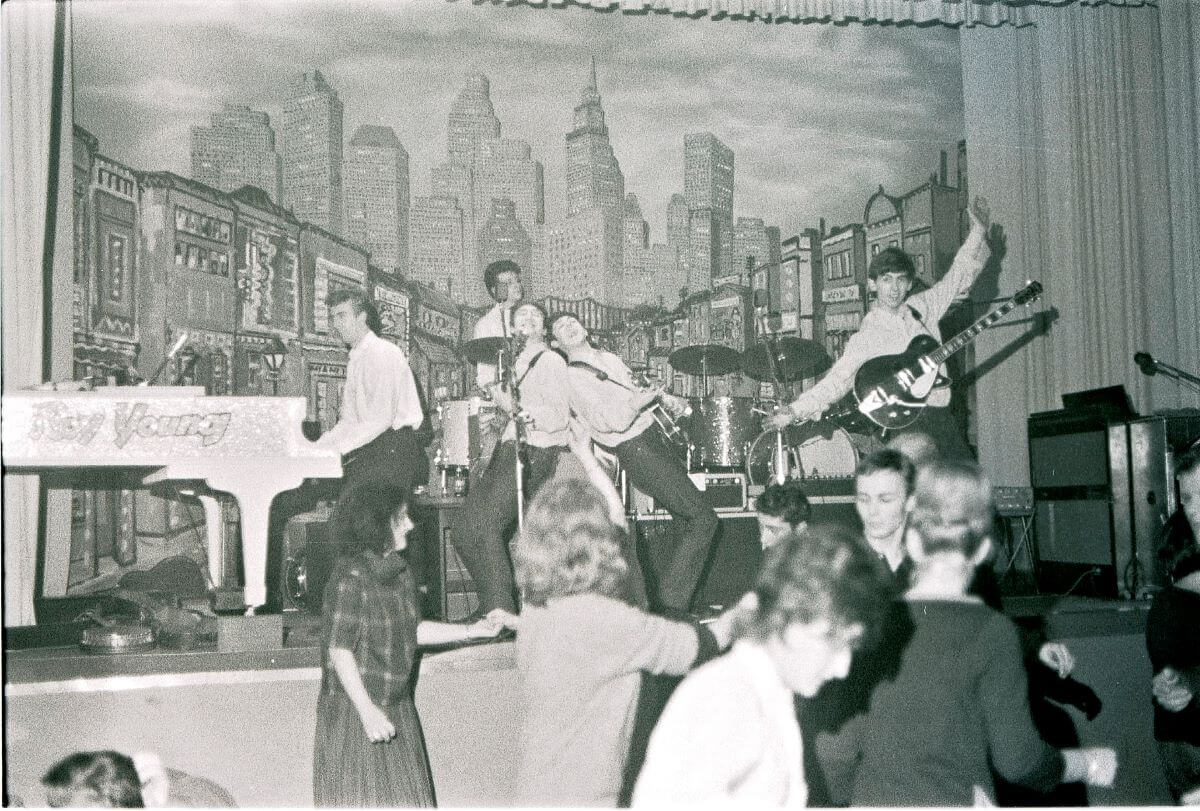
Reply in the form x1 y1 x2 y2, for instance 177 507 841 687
201 470 308 614
194 494 225 590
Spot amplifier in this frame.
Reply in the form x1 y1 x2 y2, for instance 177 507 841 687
687 472 748 512
994 486 1035 517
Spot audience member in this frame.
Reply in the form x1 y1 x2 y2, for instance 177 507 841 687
851 460 1117 806
42 751 237 808
632 524 894 806
1146 444 1200 805
313 484 503 807
854 449 917 577
754 479 812 549
886 431 939 468
508 423 733 807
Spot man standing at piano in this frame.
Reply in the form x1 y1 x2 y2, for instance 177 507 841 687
317 288 425 503
549 312 718 617
766 197 993 460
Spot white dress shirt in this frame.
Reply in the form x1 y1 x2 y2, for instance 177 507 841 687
317 331 423 455
501 343 571 448
633 641 807 807
791 224 990 415
563 348 655 448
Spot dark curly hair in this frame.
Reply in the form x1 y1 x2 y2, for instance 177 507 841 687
332 484 409 557
43 751 144 807
484 259 522 297
868 246 916 281
754 480 811 528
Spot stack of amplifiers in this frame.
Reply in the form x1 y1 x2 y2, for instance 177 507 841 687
625 472 748 515
1029 412 1172 598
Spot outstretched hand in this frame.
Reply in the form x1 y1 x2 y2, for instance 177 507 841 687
968 196 991 232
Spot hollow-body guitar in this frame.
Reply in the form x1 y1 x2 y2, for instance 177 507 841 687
844 281 1044 431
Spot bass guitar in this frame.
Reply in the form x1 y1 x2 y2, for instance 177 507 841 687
842 281 1044 431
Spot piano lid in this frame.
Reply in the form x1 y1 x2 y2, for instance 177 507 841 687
2 390 338 468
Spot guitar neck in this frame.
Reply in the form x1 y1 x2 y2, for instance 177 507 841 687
928 298 1021 365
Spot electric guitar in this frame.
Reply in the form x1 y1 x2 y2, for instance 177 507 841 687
567 360 690 447
838 281 1044 431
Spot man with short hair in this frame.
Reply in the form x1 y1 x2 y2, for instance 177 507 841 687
473 259 524 391
550 312 717 615
767 198 993 460
753 480 811 550
317 288 425 499
460 302 570 616
854 448 917 577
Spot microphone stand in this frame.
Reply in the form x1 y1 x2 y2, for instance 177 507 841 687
758 312 792 484
1155 361 1200 393
499 314 528 530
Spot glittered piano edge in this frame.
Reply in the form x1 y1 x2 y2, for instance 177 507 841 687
1 394 335 464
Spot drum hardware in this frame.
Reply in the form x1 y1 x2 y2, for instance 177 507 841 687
744 425 861 487
740 337 831 384
668 344 742 397
458 336 511 366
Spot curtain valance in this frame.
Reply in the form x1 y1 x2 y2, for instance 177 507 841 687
457 0 1154 28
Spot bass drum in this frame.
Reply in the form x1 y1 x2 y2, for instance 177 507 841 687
688 396 761 470
746 425 861 486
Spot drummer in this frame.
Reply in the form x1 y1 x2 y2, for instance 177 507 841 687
548 312 719 618
473 259 524 390
765 197 995 460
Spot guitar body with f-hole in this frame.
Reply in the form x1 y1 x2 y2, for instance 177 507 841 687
844 281 1044 431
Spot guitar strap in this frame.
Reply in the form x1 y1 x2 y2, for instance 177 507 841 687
516 350 546 388
567 359 633 392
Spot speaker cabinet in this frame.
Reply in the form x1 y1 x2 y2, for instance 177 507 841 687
1028 412 1169 598
409 501 479 621
633 512 762 610
280 511 335 613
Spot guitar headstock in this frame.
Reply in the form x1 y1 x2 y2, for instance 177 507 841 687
1014 280 1043 306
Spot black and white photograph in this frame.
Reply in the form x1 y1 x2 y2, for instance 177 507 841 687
3 0 1198 806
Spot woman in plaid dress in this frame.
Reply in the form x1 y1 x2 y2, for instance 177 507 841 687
313 484 503 807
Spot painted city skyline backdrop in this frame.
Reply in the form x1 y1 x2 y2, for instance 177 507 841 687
73 0 966 244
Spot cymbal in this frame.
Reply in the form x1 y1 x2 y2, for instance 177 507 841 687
458 337 509 364
741 337 831 382
668 344 741 376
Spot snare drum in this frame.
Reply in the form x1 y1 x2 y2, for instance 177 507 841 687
688 396 761 470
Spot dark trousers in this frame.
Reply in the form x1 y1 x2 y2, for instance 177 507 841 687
342 427 426 496
895 405 974 461
608 427 719 612
459 441 561 613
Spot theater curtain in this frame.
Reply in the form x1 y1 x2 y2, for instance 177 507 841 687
2 0 74 626
466 0 1151 28
963 1 1199 484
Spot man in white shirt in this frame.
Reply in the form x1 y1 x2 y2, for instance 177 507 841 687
766 197 993 459
459 303 570 616
550 312 717 615
472 259 524 391
317 288 426 501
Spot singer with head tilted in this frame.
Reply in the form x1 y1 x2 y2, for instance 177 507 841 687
316 288 425 516
766 197 996 459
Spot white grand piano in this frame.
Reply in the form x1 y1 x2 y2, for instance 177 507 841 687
1 387 342 611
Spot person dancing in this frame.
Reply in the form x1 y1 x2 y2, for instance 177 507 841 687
313 484 503 807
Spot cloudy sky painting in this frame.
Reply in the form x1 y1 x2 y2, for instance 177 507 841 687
72 0 966 240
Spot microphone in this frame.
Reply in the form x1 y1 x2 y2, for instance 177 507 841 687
1134 352 1158 376
140 332 190 386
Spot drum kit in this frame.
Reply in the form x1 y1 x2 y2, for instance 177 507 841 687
443 333 864 490
663 336 861 485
